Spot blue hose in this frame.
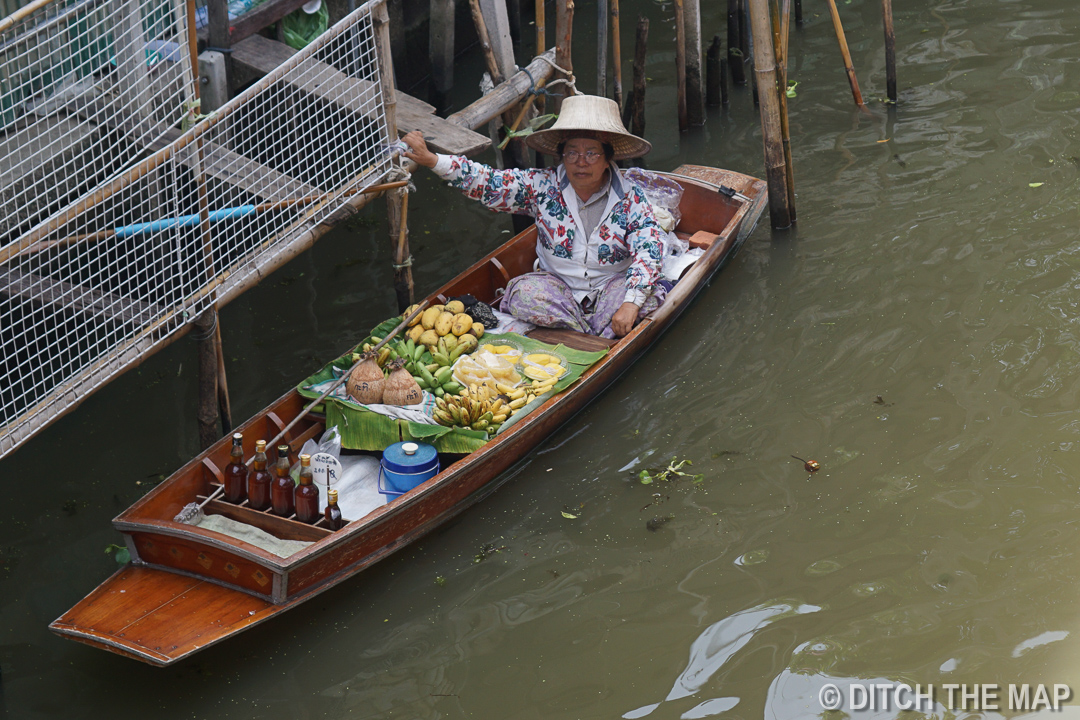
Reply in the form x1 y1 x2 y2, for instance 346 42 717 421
113 205 259 237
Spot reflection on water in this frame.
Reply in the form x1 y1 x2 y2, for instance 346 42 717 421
3 0 1080 718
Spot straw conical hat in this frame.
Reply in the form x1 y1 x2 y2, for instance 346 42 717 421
526 95 651 160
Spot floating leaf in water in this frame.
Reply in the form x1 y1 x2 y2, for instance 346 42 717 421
786 81 799 98
560 510 578 519
104 544 130 565
1029 182 1044 188
639 470 653 485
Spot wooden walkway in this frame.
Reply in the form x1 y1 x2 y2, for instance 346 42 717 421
232 34 490 156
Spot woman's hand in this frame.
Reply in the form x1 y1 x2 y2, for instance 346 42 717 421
402 130 438 168
611 302 640 337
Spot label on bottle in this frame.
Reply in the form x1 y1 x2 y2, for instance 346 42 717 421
311 452 342 491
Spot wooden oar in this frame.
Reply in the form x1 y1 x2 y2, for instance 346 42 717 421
257 300 430 461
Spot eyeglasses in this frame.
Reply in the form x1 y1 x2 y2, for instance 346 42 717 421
562 150 604 165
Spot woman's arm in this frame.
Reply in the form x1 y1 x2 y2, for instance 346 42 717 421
402 130 543 215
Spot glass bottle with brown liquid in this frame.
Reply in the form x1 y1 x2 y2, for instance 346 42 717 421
324 488 343 530
271 444 295 517
247 440 273 511
294 454 320 524
223 432 248 504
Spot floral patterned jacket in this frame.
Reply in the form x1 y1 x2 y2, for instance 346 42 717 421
431 154 665 307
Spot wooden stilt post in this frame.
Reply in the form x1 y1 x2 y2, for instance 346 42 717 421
720 57 729 105
738 0 749 64
629 15 648 136
882 0 897 104
825 0 865 106
674 0 687 132
429 0 456 111
555 0 574 113
195 309 221 449
597 0 608 96
747 0 792 229
706 35 721 107
727 0 745 86
215 321 232 435
506 0 521 45
612 0 623 109
683 0 703 125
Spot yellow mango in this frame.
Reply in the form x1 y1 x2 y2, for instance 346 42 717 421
471 322 485 339
418 329 440 348
457 333 478 354
445 300 466 314
421 306 442 330
403 304 422 327
434 311 455 336
406 324 425 343
451 313 473 336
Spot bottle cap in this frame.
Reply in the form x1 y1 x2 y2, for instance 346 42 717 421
233 432 243 441
278 444 290 455
300 453 311 465
328 489 338 502
255 439 266 451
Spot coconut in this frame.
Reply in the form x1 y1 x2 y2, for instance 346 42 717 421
382 358 424 406
346 351 385 404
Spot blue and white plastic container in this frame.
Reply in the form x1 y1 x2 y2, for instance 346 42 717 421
379 441 439 501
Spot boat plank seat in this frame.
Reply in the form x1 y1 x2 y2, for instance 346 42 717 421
231 35 489 156
525 328 617 352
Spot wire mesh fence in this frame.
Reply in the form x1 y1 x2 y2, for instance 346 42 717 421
0 0 396 459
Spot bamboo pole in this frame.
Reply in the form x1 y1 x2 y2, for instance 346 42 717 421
446 49 557 128
772 0 796 222
882 0 897 103
373 0 415 311
727 0 745 86
674 0 687 132
387 188 413 311
683 0 703 126
554 0 574 113
597 0 608 96
611 0 623 109
469 0 505 85
824 0 865 106
535 0 546 112
629 15 648 136
747 0 792 228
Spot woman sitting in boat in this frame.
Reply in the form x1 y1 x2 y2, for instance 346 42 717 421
402 94 665 339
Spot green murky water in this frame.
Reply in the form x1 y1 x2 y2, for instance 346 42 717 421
4 0 1080 717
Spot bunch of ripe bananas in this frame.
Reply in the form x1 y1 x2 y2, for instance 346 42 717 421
433 380 559 435
433 384 508 433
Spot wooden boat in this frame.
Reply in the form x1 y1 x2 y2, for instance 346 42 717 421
49 164 767 666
